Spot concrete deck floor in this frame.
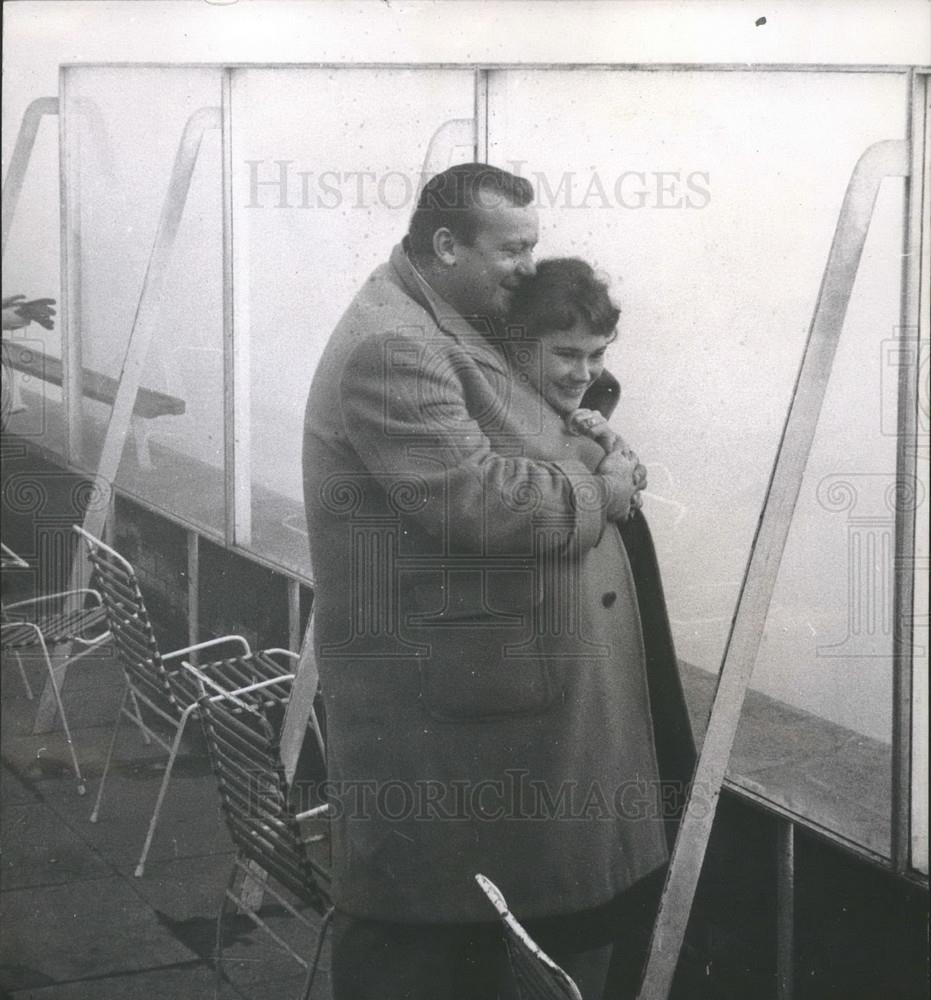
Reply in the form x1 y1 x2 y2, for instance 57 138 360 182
1 648 332 1000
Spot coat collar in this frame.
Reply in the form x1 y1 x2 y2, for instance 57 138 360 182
389 241 510 377
580 370 622 421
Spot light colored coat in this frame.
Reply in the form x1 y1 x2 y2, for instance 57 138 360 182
302 244 694 922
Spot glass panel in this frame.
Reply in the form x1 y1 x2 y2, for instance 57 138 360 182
231 67 476 577
2 99 63 453
63 67 225 536
488 69 907 853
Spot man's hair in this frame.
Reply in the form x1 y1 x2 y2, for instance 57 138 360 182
408 163 534 259
509 258 620 341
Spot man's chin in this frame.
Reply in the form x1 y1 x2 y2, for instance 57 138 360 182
492 298 512 320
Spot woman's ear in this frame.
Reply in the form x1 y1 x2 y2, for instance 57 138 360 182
432 227 458 267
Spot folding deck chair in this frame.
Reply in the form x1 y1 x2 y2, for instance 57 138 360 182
75 526 297 876
199 674 333 1000
476 874 584 1000
2 542 110 794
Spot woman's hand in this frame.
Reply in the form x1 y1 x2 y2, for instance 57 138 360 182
569 408 648 519
567 408 620 452
2 296 56 331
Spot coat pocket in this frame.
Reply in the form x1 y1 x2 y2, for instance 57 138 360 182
406 572 555 721
416 624 556 721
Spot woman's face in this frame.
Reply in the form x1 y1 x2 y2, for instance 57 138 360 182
529 319 611 414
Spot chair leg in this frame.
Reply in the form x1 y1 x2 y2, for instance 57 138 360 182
13 651 35 700
90 683 129 823
134 702 198 877
33 633 85 796
129 689 152 745
299 905 335 1000
214 861 239 1000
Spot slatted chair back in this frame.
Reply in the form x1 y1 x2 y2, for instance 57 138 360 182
201 684 330 914
74 527 180 718
475 875 583 1000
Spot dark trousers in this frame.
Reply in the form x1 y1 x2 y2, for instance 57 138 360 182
330 869 664 1000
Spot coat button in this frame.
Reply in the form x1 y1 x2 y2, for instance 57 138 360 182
602 591 617 608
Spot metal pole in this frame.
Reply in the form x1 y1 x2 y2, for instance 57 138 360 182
891 70 927 873
775 820 795 1000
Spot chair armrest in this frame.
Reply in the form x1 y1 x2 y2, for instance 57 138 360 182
161 634 251 662
262 648 300 661
199 672 296 712
1 543 29 568
295 803 330 822
297 803 331 848
179 660 233 698
3 588 103 614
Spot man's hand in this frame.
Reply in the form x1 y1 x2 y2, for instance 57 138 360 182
2 296 56 331
597 448 640 522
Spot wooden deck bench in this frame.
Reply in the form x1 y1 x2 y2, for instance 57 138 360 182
3 340 185 469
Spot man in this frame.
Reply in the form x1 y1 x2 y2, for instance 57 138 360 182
302 163 694 998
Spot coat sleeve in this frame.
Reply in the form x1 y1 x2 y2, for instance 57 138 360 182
337 332 609 556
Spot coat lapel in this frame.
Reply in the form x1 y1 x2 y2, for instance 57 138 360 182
388 242 511 378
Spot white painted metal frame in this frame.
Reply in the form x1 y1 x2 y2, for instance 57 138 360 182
904 70 930 878
224 69 252 548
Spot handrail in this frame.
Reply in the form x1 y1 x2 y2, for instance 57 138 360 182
637 138 910 1000
2 95 116 261
1 97 58 259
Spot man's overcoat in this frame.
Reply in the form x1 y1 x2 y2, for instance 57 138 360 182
302 244 695 923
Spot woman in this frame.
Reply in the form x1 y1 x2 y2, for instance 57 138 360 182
505 258 696 999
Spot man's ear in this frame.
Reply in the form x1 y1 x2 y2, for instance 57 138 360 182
432 227 458 266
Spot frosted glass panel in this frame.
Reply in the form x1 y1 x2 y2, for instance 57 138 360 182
2 102 63 451
231 68 475 575
488 69 907 852
63 67 224 535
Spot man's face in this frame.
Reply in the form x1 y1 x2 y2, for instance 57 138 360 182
445 202 539 323
529 321 610 414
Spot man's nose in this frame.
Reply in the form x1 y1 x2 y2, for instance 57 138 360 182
515 250 536 277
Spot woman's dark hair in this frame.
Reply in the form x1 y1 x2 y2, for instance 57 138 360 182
510 258 619 340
